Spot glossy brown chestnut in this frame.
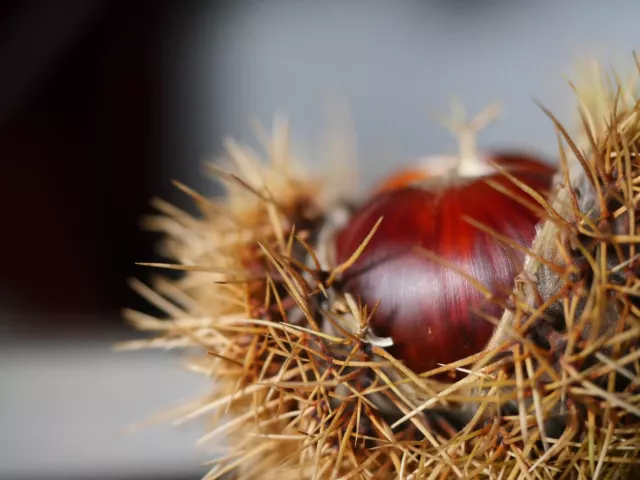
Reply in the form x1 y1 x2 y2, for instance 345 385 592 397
334 152 555 375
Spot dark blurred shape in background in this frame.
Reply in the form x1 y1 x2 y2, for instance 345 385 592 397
3 0 139 326
1 2 216 479
0 0 180 332
1 1 639 479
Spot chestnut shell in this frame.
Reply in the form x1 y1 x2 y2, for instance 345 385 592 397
334 154 555 374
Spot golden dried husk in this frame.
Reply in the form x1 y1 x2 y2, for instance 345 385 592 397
120 58 640 479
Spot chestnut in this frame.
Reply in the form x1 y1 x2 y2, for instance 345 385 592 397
333 152 556 374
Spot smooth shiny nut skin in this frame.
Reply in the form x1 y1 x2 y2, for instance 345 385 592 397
334 153 555 375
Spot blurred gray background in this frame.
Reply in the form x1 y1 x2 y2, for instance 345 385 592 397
0 1 638 479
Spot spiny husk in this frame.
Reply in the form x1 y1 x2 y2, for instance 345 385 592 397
119 119 465 479
457 60 640 478
121 59 640 479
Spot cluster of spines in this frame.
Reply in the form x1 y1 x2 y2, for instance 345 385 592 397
120 62 640 479
457 63 640 478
